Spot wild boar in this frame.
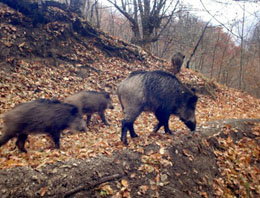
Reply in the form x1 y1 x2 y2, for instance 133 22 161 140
171 52 185 75
64 91 114 126
117 70 198 145
0 99 87 152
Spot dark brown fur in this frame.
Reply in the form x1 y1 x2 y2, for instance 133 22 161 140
64 91 114 126
171 52 185 75
117 70 197 145
0 99 87 152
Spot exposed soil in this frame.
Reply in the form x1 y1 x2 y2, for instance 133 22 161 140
0 119 259 198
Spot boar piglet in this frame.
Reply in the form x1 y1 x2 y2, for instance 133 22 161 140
0 99 87 152
117 70 198 145
64 91 114 126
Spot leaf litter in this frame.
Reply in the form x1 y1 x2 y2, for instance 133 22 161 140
0 2 259 198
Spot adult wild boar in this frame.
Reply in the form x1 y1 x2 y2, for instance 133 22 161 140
171 52 185 75
64 91 114 126
117 70 198 145
0 99 87 152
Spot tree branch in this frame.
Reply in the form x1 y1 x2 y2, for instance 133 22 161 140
186 19 212 69
152 0 180 42
107 0 136 25
63 173 125 198
199 0 239 39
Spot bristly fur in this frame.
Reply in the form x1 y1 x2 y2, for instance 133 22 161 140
64 91 114 126
0 99 86 152
117 70 198 145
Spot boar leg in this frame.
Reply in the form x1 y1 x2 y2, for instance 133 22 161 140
121 108 141 145
121 120 131 145
163 121 172 134
121 121 138 146
0 132 15 147
86 115 91 126
153 122 163 133
128 123 138 138
50 131 61 149
154 111 172 134
99 111 109 125
15 134 28 153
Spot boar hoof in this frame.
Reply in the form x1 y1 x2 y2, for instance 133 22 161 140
121 138 128 145
166 130 173 135
17 146 27 153
130 133 138 138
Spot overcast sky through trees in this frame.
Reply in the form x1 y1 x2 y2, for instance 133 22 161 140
101 0 260 39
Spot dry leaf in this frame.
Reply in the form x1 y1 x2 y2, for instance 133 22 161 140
183 149 190 157
139 185 149 194
122 190 131 198
121 179 129 188
130 173 136 178
40 186 47 197
201 191 208 198
226 136 233 144
101 184 114 195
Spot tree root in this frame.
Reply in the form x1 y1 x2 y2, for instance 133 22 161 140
63 173 125 198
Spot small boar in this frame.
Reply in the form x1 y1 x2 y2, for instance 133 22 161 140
171 52 185 75
64 91 114 126
117 70 198 145
0 99 87 152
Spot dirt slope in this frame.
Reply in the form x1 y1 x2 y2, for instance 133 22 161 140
0 2 260 198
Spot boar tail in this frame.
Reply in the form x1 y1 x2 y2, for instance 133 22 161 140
117 86 124 111
117 94 124 111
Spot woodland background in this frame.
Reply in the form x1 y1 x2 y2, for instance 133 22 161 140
0 1 260 198
64 0 260 98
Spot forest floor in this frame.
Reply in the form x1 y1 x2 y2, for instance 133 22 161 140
0 2 259 198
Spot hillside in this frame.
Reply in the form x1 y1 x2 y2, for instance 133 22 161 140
0 2 260 198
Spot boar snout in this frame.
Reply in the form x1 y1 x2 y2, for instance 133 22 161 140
184 120 196 131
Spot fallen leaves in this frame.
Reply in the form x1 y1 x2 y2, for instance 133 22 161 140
99 184 114 196
0 2 260 198
112 179 131 198
138 164 155 174
213 123 260 197
121 179 129 188
1 47 260 171
183 149 194 161
40 186 47 197
138 185 149 195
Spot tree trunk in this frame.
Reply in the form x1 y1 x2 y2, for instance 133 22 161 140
210 30 220 79
217 38 229 82
239 3 245 90
186 20 211 69
107 0 179 51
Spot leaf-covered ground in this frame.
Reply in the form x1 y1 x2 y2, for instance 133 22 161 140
0 2 259 198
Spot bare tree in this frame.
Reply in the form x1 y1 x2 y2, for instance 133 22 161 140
210 29 220 79
238 2 245 90
151 9 199 58
186 19 211 69
106 0 181 51
83 0 101 27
